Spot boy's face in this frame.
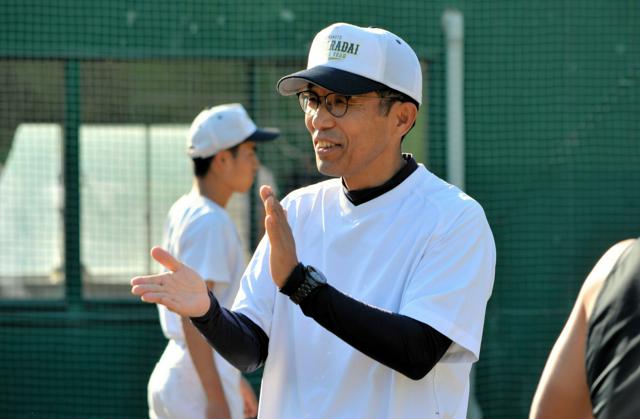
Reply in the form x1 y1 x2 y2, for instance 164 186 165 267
226 141 260 193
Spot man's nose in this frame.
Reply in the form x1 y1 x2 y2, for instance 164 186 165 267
311 103 335 129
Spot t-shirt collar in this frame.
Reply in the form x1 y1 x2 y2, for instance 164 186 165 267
342 153 418 206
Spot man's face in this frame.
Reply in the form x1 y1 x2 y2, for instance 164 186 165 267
303 85 400 190
227 141 260 193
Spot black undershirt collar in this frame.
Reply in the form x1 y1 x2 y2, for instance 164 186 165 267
342 153 418 206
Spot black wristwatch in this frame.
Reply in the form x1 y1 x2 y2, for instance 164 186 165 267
290 265 328 305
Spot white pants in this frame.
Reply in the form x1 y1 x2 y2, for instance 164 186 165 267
148 339 243 419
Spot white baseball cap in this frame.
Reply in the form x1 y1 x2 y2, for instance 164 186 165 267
187 103 279 159
277 22 422 106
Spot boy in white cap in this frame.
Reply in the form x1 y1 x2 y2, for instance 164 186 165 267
147 103 279 419
134 23 496 419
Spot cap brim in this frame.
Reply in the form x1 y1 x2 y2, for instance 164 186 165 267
247 127 280 142
277 66 388 96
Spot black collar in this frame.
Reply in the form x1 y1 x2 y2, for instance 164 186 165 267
342 154 418 206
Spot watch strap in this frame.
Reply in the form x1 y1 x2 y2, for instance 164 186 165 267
279 263 305 296
279 263 328 305
291 265 327 305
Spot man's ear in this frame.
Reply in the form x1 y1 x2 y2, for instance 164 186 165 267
394 102 418 138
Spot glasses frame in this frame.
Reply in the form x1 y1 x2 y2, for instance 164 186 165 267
297 90 403 118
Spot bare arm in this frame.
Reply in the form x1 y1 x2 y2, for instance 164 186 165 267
528 283 594 419
130 250 238 417
240 376 258 418
182 281 230 419
529 239 635 419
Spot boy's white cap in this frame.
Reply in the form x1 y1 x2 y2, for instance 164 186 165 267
277 22 422 105
187 103 279 159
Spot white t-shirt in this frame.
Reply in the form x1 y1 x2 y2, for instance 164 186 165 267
154 190 246 417
233 165 496 419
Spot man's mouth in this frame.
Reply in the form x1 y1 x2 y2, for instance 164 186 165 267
316 140 340 150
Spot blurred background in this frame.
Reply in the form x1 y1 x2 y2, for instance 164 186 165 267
1 1 639 418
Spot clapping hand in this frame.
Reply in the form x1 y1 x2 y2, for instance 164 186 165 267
259 185 299 288
130 246 211 317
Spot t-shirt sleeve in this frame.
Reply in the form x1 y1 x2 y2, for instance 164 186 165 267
231 235 278 337
178 213 238 285
399 202 496 362
231 192 303 337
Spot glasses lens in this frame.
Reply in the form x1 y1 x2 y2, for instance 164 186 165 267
297 91 350 117
298 92 319 114
326 93 348 117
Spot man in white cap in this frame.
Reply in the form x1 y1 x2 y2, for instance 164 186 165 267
147 103 279 419
134 23 496 418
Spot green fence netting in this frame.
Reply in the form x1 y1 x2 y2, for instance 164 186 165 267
1 1 639 418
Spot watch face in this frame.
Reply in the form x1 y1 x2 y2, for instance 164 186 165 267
306 265 328 284
290 264 328 305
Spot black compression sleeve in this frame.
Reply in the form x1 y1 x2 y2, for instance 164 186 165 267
299 285 452 380
190 290 268 373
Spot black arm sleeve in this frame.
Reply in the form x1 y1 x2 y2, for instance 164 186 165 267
297 285 452 380
189 291 269 373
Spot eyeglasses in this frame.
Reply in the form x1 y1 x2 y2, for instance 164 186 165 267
297 91 401 118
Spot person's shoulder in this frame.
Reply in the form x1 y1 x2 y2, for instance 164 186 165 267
167 193 191 213
281 178 341 206
581 238 637 318
413 166 487 220
169 192 229 228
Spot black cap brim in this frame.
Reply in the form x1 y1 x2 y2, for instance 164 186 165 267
277 66 388 96
247 127 280 142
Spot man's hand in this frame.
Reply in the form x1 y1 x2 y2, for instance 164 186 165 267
259 185 298 288
130 246 210 317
